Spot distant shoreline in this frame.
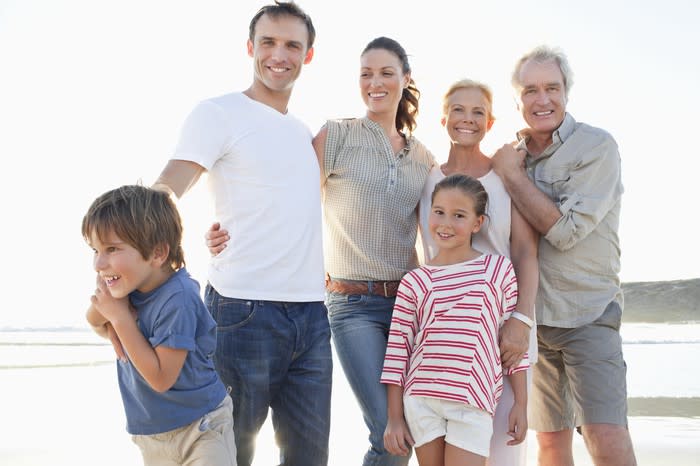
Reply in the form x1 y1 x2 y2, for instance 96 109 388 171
623 278 699 323
0 279 697 331
627 397 700 417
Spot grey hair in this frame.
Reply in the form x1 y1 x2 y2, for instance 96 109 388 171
511 45 574 98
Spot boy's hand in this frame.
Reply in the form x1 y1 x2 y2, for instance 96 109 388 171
91 276 133 325
383 416 415 456
507 401 528 445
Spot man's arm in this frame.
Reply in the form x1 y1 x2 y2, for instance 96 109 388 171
492 144 561 235
152 160 205 199
494 136 622 252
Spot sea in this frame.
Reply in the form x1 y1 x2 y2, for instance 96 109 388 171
2 322 698 400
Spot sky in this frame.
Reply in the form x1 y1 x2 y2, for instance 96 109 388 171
1 0 698 329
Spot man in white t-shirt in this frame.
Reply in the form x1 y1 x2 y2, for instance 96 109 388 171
152 3 331 466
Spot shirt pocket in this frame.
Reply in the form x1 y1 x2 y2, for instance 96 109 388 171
534 166 571 203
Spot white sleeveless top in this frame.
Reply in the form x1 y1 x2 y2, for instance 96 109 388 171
418 166 538 361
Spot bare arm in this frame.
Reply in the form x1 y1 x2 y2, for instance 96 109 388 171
152 159 205 199
499 205 539 369
506 370 528 445
93 281 187 393
86 303 109 339
383 384 414 456
86 303 127 360
492 144 561 235
311 124 328 188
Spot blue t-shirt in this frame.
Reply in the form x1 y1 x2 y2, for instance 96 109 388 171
117 267 227 435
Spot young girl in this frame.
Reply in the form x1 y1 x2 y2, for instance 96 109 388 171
381 174 528 466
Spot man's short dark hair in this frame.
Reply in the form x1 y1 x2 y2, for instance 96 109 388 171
249 1 315 49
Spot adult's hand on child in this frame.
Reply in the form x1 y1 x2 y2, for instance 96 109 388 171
499 317 529 369
383 417 415 457
205 222 229 257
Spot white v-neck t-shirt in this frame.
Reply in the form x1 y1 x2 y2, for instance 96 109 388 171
172 92 325 302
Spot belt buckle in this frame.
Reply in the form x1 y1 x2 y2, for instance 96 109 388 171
383 282 389 298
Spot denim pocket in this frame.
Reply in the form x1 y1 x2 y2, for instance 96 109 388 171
208 293 257 331
325 292 364 318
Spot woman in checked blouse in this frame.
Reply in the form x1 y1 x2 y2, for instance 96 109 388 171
312 37 435 466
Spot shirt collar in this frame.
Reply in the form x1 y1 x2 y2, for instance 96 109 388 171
516 113 576 158
361 116 414 153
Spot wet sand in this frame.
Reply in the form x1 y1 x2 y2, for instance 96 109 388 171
1 363 698 465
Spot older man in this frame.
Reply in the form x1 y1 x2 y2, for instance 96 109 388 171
492 45 636 466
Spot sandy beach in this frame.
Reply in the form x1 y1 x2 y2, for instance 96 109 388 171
1 361 698 466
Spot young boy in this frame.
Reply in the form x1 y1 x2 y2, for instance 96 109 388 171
83 184 236 466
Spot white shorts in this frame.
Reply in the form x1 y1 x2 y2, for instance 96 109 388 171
403 395 493 458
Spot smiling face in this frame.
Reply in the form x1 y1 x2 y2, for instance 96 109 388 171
429 187 485 253
442 86 494 148
89 229 164 298
247 13 313 95
515 59 567 140
359 48 408 118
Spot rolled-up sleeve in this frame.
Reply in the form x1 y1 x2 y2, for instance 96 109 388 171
544 135 623 251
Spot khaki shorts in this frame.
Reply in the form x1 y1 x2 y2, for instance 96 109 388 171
132 395 237 466
403 395 493 458
529 301 628 432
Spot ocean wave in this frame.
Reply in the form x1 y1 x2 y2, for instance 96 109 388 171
1 360 114 370
623 339 700 345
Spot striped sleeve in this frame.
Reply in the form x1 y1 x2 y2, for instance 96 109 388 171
500 260 530 375
381 272 420 386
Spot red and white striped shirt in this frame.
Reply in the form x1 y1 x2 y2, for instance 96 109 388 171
380 254 528 415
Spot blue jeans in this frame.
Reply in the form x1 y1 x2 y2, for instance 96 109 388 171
206 285 332 466
326 291 410 466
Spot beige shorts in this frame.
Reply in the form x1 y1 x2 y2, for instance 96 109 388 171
530 301 628 432
132 395 237 466
403 395 493 458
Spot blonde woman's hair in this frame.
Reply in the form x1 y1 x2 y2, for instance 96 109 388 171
442 79 495 121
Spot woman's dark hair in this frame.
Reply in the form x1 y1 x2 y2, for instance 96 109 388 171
362 37 420 134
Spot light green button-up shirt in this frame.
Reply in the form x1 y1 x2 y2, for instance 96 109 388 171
516 113 624 327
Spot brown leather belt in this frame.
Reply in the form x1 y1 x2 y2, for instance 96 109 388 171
325 276 400 298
